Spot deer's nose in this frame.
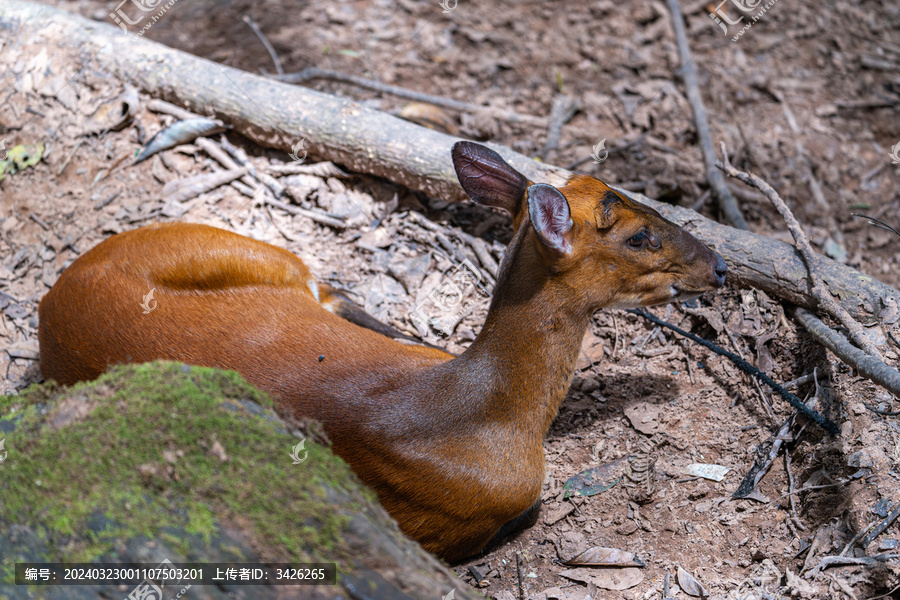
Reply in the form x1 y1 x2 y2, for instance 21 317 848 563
713 256 727 287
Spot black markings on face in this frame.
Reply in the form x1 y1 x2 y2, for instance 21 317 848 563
600 190 623 220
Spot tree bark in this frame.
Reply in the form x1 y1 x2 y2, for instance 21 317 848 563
2 0 897 323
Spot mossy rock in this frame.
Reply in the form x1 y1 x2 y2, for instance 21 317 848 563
0 361 477 600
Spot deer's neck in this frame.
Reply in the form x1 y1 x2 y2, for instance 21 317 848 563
444 226 591 441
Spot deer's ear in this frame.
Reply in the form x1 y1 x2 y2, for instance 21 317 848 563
452 141 529 219
527 184 573 254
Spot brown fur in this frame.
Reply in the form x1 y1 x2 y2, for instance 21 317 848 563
38 144 725 562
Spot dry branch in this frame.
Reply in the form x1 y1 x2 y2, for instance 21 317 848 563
5 0 899 325
665 0 749 231
716 147 900 396
717 145 883 359
242 15 283 76
540 94 581 162
276 66 548 127
791 307 900 398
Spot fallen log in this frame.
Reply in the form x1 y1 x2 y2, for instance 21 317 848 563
0 362 481 599
2 0 898 323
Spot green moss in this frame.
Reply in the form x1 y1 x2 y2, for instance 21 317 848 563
0 361 368 583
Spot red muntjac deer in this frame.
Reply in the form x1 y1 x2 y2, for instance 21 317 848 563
39 141 726 562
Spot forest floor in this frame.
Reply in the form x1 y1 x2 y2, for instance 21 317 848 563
1 0 900 598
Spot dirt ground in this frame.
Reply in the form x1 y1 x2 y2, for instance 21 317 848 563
2 0 900 598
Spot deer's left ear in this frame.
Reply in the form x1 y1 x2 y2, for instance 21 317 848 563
527 184 573 254
452 141 529 219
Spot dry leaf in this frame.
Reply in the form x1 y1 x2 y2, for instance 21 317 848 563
357 228 393 248
397 102 458 134
564 546 644 567
83 87 139 135
136 117 229 164
677 566 707 597
563 457 626 499
683 306 725 334
623 402 659 435
559 567 643 591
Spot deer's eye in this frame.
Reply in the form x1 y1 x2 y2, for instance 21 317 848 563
627 230 660 249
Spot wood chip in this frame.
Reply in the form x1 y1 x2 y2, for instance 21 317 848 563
543 503 575 525
161 166 249 203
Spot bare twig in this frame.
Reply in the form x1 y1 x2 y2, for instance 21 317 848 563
457 230 500 279
218 136 287 198
836 99 900 110
540 94 581 162
94 151 130 184
751 373 778 422
865 582 900 600
733 416 792 499
275 67 548 127
784 450 799 521
663 571 674 600
664 0 748 230
29 212 50 231
261 197 347 229
265 161 349 177
839 520 878 557
775 92 830 212
146 99 204 120
196 137 265 199
264 204 299 242
783 372 816 391
861 55 900 71
630 307 839 434
766 481 847 506
516 550 525 600
792 306 900 398
162 166 250 203
718 145 883 359
94 189 121 210
242 16 283 76
689 189 711 212
807 553 900 575
612 314 620 360
57 139 84 175
685 348 695 384
722 322 777 422
829 573 860 600
863 401 900 416
861 501 900 549
852 214 900 238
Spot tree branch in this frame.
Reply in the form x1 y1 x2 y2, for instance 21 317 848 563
717 144 883 359
665 0 749 230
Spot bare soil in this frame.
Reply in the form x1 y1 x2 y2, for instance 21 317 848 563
2 0 900 598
